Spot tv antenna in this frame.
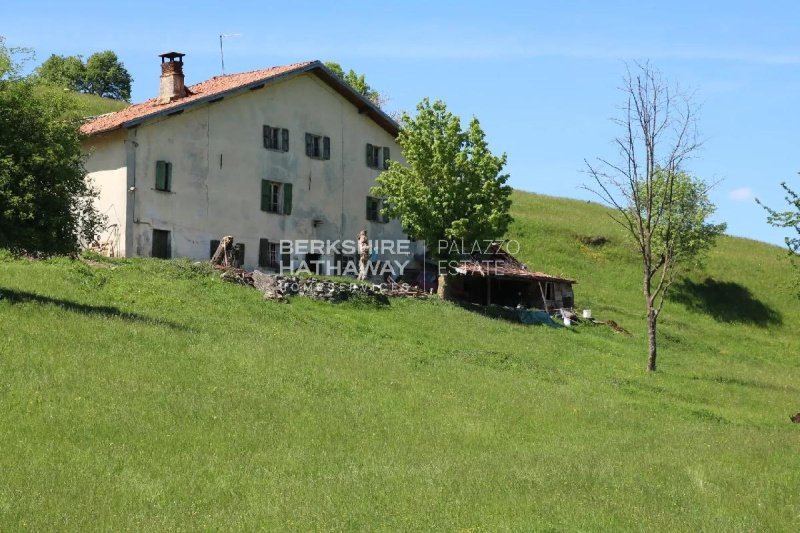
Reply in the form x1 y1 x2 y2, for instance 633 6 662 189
219 33 242 74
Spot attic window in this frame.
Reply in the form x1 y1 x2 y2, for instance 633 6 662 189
366 143 390 170
305 133 330 160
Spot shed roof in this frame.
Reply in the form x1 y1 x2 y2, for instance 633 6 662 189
80 60 399 137
454 243 576 284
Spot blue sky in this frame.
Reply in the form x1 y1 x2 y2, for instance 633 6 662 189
3 0 798 246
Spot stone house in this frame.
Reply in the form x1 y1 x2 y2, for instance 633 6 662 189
81 53 408 272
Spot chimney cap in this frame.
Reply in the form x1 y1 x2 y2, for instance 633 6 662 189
159 52 185 63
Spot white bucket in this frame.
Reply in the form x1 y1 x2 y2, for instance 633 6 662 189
583 309 592 319
563 316 572 326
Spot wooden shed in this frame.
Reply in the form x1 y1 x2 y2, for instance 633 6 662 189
445 244 575 311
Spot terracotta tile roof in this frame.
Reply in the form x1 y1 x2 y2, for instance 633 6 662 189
80 61 317 136
456 261 576 283
455 243 576 283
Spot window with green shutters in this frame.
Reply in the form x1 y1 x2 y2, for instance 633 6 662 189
366 144 390 170
263 125 290 152
155 160 172 191
366 196 388 223
259 239 280 269
305 132 331 160
261 179 293 215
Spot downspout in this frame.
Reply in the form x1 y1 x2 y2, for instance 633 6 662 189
124 129 138 257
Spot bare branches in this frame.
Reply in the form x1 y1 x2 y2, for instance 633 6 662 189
583 61 714 372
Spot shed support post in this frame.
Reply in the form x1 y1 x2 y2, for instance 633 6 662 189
538 282 549 313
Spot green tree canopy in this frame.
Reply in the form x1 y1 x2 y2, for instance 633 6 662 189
0 37 104 254
83 51 132 101
34 54 86 92
324 61 383 107
33 50 132 101
635 169 726 274
373 98 512 259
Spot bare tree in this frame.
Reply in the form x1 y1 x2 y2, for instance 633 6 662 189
585 62 725 372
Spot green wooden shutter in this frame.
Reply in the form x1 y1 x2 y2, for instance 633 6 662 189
263 125 270 148
283 183 293 215
271 128 279 150
281 129 289 152
258 238 269 268
323 136 331 160
380 200 390 223
366 143 373 167
260 179 269 211
382 147 390 169
366 196 373 220
165 162 172 191
155 160 166 190
305 133 313 156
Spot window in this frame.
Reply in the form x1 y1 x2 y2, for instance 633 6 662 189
305 132 331 160
366 196 388 223
366 144 390 170
155 160 172 191
263 125 289 152
261 179 293 215
152 229 171 259
259 239 281 269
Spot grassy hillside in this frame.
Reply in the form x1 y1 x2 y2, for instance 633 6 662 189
71 91 127 116
1 191 798 530
33 85 126 117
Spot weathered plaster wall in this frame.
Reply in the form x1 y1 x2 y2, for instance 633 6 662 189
117 72 407 271
83 129 128 256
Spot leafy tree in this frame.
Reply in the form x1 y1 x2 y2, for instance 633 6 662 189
758 176 800 294
0 37 105 255
83 51 132 101
585 62 725 372
324 61 384 107
34 54 86 91
373 98 512 260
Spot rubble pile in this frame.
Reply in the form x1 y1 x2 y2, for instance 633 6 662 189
215 266 429 304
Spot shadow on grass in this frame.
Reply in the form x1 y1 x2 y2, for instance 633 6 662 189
455 301 565 329
669 277 782 327
0 287 189 331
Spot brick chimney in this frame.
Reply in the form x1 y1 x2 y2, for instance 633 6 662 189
158 52 188 103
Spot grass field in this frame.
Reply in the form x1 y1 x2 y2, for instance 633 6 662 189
33 85 127 117
1 191 798 530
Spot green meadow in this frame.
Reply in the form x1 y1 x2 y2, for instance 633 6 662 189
1 191 798 530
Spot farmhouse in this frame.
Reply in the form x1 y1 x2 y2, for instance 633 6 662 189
81 53 409 271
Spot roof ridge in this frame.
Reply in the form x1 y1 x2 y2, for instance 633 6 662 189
79 59 397 137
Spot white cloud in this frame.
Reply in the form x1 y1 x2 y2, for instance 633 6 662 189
729 187 755 202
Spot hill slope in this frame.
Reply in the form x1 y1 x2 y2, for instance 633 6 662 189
33 85 127 117
0 191 798 530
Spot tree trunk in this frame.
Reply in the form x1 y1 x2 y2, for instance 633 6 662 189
437 274 454 301
646 306 657 371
